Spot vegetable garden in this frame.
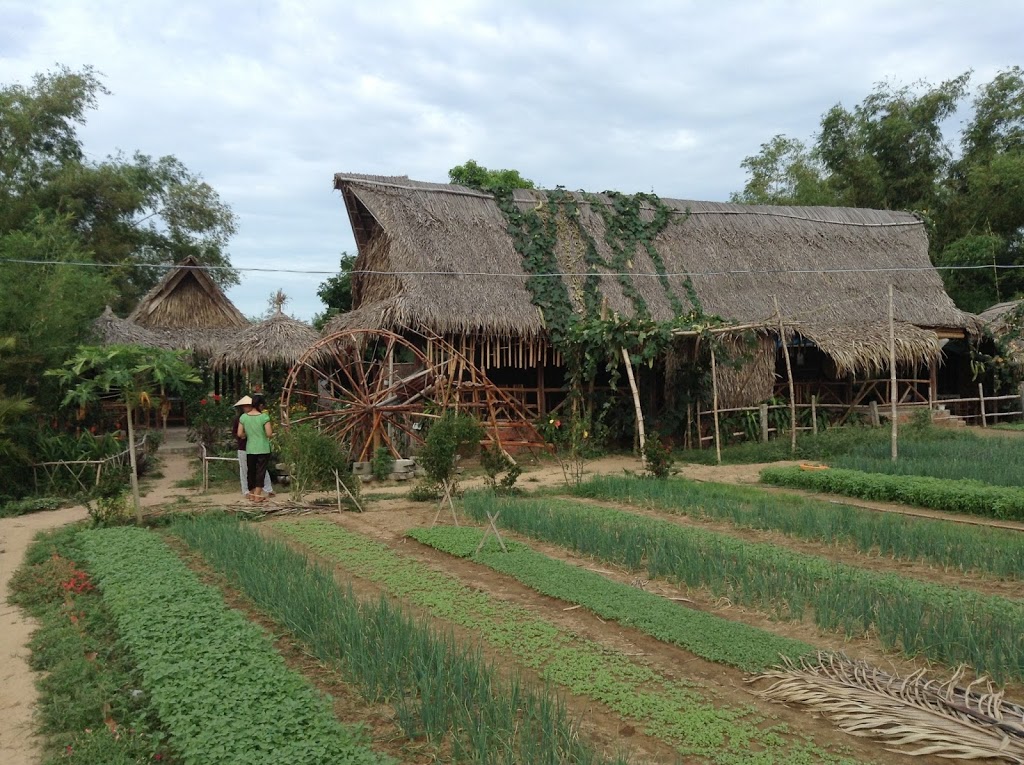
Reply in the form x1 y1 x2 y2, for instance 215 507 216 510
11 420 1024 764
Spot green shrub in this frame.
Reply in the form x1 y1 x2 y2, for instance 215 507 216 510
417 411 483 487
479 445 521 494
0 496 64 518
642 433 674 479
277 423 357 502
761 465 1024 520
370 446 395 481
86 490 133 528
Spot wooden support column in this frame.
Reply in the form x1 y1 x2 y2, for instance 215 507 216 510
537 363 546 416
621 347 647 461
773 296 797 454
979 383 987 427
888 284 898 461
759 403 769 443
710 346 722 465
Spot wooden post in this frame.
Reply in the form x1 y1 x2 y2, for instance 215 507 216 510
811 395 818 436
537 363 546 416
710 346 722 465
979 382 987 427
773 296 797 454
759 403 769 443
1019 383 1024 421
685 404 693 450
869 400 880 427
621 347 647 460
888 284 898 462
929 361 937 412
695 402 703 449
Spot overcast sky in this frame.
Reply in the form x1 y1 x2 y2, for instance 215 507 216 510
4 0 1023 321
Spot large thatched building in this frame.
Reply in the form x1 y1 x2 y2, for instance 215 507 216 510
327 173 977 419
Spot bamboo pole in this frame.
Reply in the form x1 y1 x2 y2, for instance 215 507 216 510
773 296 797 454
811 395 818 436
621 347 647 461
979 383 987 427
889 284 898 461
710 346 722 465
759 403 769 443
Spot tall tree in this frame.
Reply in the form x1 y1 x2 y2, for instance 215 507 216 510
733 70 1024 311
0 66 239 315
449 160 535 192
313 252 356 330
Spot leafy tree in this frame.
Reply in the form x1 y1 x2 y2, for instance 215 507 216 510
47 345 200 522
733 69 1024 311
0 338 33 476
449 160 535 192
313 252 356 330
0 66 238 316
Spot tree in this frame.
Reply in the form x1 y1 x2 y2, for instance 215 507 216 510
733 70 1024 311
448 160 535 192
0 66 239 316
47 345 200 522
313 252 356 330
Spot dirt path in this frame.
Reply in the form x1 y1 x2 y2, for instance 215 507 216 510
0 446 194 765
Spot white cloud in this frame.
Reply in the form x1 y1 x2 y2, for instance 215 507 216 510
5 0 1023 319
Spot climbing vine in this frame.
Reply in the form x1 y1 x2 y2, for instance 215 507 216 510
491 184 743 440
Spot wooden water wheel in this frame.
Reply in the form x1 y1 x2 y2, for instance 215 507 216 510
280 329 547 461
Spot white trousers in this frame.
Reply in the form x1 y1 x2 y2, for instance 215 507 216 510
238 449 273 495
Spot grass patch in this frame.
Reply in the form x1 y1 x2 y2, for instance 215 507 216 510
460 493 1024 683
408 525 812 670
80 526 388 765
571 474 1024 579
761 466 1024 521
9 526 172 764
272 518 857 764
174 514 613 765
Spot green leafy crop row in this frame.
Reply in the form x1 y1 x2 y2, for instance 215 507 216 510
174 514 610 765
271 518 857 765
760 465 1024 520
460 493 1024 683
407 526 812 671
80 527 389 765
571 474 1024 579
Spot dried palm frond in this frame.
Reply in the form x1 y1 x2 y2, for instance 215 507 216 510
752 652 1024 762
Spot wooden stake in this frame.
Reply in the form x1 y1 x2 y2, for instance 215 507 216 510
979 383 987 427
811 395 818 436
621 347 647 461
889 284 898 461
710 346 722 465
773 296 797 454
759 403 769 443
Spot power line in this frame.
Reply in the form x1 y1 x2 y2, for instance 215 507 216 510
0 257 1021 278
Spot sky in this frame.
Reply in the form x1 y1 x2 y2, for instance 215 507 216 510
3 0 1023 321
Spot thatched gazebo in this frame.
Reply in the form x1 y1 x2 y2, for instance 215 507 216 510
214 300 319 373
327 173 978 415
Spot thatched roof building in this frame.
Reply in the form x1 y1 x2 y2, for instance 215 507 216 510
327 174 977 381
103 256 250 355
92 306 176 349
214 306 319 370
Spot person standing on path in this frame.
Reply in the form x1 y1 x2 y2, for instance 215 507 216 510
231 396 273 498
236 394 274 502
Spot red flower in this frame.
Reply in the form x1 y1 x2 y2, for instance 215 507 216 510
213 394 221 402
554 419 561 428
199 399 208 405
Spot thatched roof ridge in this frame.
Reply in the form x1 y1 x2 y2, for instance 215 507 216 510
128 256 248 330
213 308 319 370
329 174 977 372
91 306 176 349
978 300 1021 330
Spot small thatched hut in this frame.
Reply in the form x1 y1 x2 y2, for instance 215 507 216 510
214 305 319 372
327 173 977 415
127 255 249 356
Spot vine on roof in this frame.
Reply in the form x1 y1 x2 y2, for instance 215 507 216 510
491 184 747 436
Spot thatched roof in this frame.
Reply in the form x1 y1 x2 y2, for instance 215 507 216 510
328 174 978 375
92 306 176 349
92 257 249 356
213 308 319 370
129 255 248 330
978 300 1022 332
